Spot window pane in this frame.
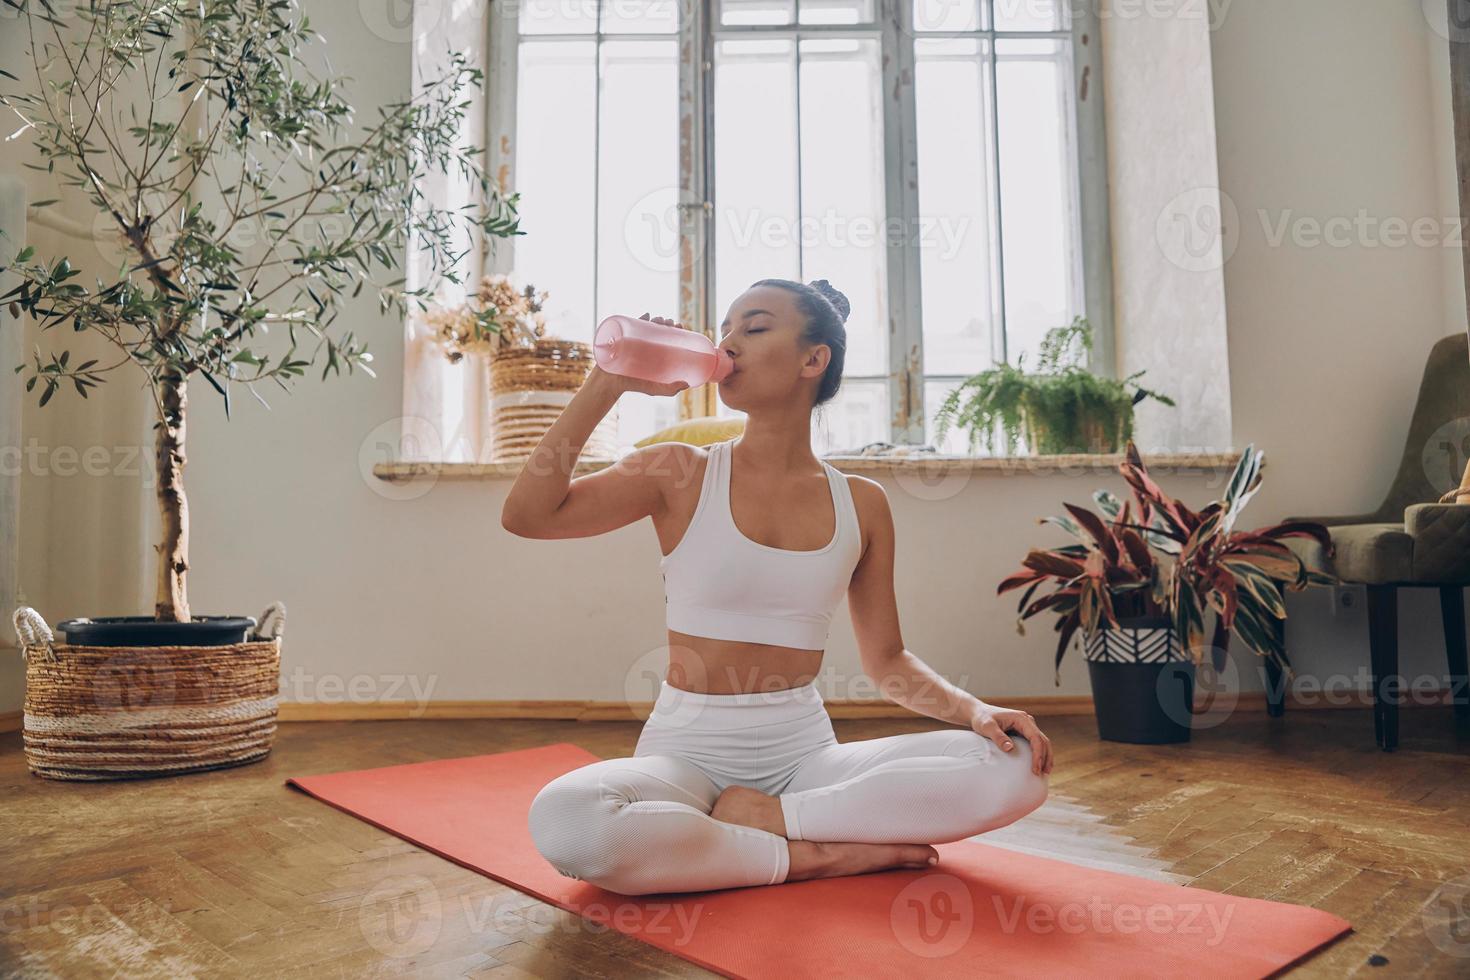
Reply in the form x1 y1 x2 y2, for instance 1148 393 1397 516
713 39 801 331
515 41 597 351
814 379 888 454
721 0 795 26
602 0 680 33
598 39 681 450
912 0 981 32
515 38 680 453
798 38 887 377
519 0 599 34
914 38 996 377
799 0 875 25
996 37 1079 367
993 0 1066 32
720 375 887 453
713 36 887 423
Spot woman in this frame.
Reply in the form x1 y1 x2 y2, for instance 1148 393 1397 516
503 279 1053 896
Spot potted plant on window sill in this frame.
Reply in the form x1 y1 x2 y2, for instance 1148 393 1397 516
997 440 1336 743
932 317 1176 456
2 2 520 778
417 274 618 463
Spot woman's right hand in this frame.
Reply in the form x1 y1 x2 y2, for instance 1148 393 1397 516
589 313 694 398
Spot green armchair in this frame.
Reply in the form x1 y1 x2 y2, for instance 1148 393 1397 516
1282 333 1470 751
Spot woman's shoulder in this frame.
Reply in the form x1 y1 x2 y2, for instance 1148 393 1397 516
833 471 888 552
622 440 716 503
836 469 886 502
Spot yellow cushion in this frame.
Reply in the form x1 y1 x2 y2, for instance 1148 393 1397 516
634 416 745 448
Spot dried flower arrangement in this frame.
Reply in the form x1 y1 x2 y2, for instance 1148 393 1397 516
421 274 550 362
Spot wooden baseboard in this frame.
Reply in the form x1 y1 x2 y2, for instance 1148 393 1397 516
274 695 1097 722
273 687 1462 723
0 688 1459 732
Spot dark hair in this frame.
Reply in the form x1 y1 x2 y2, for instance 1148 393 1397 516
750 278 850 408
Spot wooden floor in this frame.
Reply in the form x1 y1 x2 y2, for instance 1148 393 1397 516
3 706 1470 978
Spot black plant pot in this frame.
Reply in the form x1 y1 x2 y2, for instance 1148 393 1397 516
53 615 257 647
1083 616 1195 744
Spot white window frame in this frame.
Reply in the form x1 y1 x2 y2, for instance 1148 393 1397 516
487 0 1113 448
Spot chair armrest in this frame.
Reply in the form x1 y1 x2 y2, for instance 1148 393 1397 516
1405 503 1470 536
1404 503 1470 583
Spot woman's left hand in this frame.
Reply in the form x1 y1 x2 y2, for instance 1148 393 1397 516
971 703 1053 776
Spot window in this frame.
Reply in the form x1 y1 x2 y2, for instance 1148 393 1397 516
489 0 1109 455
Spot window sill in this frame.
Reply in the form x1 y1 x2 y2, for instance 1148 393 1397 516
371 450 1247 483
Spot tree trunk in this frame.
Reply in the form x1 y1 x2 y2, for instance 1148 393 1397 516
154 368 190 622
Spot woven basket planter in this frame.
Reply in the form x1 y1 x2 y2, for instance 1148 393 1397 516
489 338 617 463
9 603 284 781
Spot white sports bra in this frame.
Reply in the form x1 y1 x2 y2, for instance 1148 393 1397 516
660 438 862 650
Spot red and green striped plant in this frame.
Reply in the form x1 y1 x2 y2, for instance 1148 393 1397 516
998 440 1336 685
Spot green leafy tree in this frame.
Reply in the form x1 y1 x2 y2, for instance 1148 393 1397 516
0 0 522 620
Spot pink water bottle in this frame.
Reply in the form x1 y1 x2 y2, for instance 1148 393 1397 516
593 314 734 387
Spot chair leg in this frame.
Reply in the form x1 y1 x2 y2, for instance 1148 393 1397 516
1441 585 1469 723
1367 584 1400 751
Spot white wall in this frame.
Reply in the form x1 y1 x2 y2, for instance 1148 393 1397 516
0 13 157 711
2 0 1463 715
1210 0 1465 692
1 177 23 649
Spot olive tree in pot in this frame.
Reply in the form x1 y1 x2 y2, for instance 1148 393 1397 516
2 0 520 646
998 441 1336 743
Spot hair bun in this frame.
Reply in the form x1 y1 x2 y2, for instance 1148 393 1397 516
809 279 851 323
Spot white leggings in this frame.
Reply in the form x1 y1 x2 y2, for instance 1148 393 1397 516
526 679 1049 895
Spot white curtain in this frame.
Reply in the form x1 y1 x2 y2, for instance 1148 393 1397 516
400 0 498 463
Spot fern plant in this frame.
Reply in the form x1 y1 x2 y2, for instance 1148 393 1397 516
932 317 1176 455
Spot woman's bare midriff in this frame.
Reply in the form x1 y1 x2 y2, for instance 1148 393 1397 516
664 630 824 695
655 445 852 696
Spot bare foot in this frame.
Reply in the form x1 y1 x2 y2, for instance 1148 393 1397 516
710 785 787 837
784 840 939 882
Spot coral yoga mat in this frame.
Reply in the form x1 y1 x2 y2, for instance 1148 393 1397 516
286 742 1351 978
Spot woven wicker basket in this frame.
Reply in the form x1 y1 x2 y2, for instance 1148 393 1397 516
489 338 617 463
9 603 284 781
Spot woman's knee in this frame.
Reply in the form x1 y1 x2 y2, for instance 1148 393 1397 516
992 735 1049 823
1003 736 1049 815
955 731 1049 830
526 772 619 883
527 765 679 892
